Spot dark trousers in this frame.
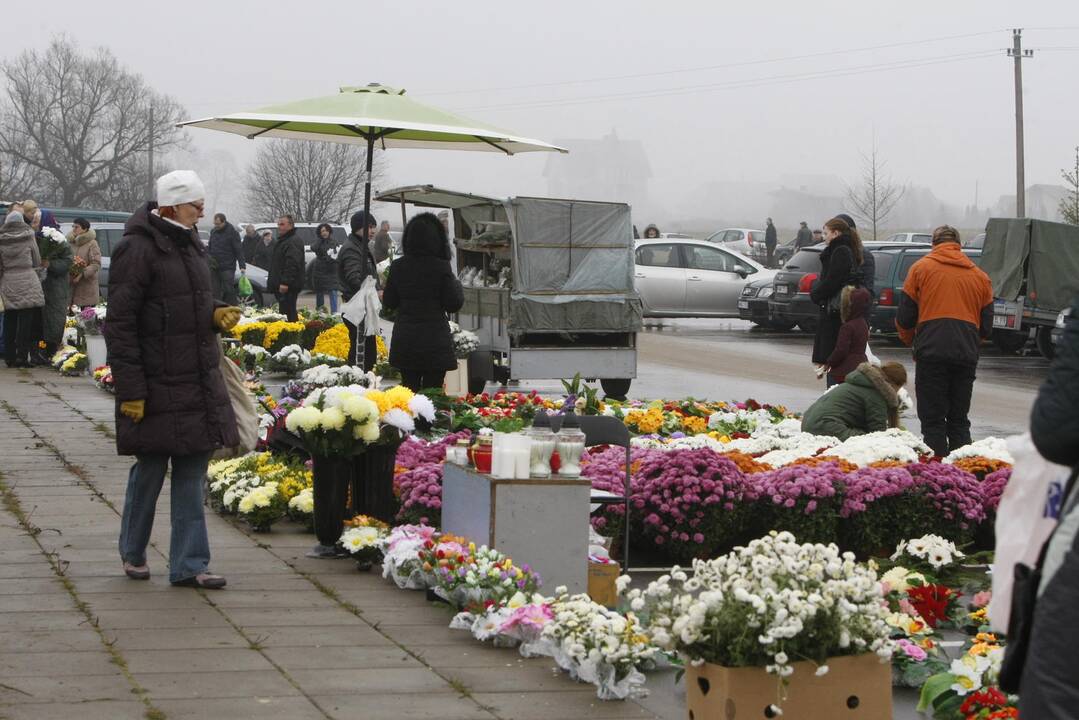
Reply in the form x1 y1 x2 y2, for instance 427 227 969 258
766 242 776 267
400 370 447 393
213 268 238 305
344 318 378 372
4 308 36 366
276 290 299 322
915 360 976 457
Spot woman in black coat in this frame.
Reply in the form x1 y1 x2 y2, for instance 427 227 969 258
310 223 340 313
105 171 241 589
809 216 862 384
382 213 464 391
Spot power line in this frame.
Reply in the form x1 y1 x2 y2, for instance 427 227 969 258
419 29 1004 98
453 50 1000 113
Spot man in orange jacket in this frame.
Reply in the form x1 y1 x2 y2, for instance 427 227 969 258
896 225 993 456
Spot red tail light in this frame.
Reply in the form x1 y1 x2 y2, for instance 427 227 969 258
798 272 818 293
878 288 895 306
748 233 754 247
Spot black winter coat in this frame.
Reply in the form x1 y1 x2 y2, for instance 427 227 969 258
1031 294 1079 467
105 203 239 456
310 234 340 292
252 239 274 270
382 256 464 372
765 224 777 247
337 233 377 302
241 232 261 265
208 222 245 272
266 229 305 292
809 237 856 364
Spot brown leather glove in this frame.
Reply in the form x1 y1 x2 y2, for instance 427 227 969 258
120 400 145 424
213 306 242 331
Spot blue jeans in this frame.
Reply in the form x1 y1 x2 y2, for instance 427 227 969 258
315 290 339 313
118 452 213 583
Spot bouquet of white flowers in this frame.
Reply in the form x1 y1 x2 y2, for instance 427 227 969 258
449 321 480 359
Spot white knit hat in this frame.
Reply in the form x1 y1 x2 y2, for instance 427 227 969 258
156 170 205 207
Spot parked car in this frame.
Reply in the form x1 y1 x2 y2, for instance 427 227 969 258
250 222 349 290
768 241 929 333
868 245 982 334
13 206 130 225
635 238 774 317
738 276 794 329
883 232 933 244
704 227 767 259
964 233 985 249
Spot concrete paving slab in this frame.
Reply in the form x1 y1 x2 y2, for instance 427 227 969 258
414 644 553 670
285 667 452 695
134 669 303 700
0 595 77 612
314 692 494 720
0 701 149 720
0 629 104 653
447 664 601 694
472 692 662 719
0 650 118 677
237 625 394 649
152 696 327 720
79 591 212 611
0 578 65 595
122 648 276 674
91 608 234 630
350 604 459 627
107 627 249 652
262 645 424 672
0 611 89 631
0 673 134 703
203 589 338 609
227 608 368 628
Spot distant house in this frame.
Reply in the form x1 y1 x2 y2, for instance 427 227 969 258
543 130 651 210
990 184 1068 221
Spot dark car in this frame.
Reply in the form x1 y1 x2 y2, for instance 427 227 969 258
768 241 930 333
739 276 794 329
869 245 983 334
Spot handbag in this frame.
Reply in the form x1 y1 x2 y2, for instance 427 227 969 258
212 346 259 460
826 284 854 316
998 468 1078 693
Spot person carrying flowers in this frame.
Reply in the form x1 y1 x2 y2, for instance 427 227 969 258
800 361 907 440
105 170 242 590
68 218 102 309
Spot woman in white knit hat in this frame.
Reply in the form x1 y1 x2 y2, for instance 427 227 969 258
105 170 242 589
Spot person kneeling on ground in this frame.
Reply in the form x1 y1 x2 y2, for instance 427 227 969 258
800 361 908 441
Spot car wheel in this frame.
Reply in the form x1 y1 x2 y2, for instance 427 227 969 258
992 329 1028 355
1035 326 1055 360
769 320 797 331
796 319 819 333
600 378 632 400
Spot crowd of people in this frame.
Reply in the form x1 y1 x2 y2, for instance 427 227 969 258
0 202 102 367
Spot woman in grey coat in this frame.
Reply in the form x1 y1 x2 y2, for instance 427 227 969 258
0 212 45 367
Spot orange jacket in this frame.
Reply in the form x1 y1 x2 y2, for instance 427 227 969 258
895 243 993 364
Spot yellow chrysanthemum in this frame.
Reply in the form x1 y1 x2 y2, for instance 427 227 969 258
384 385 414 412
375 334 388 360
364 389 391 417
262 321 305 349
312 323 350 359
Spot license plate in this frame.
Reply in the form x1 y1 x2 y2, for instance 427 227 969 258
775 285 789 296
992 314 1015 329
737 300 749 310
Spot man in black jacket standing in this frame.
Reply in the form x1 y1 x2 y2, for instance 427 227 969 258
338 210 379 370
267 215 304 321
241 224 260 265
764 218 777 267
208 213 245 304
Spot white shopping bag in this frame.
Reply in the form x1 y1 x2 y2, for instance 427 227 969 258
988 433 1072 633
865 341 881 367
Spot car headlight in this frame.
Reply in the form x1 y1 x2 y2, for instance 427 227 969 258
758 287 773 299
741 286 757 297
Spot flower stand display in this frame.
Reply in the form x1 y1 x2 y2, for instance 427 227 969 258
352 442 401 523
309 454 352 557
85 334 107 374
442 462 591 593
685 654 892 720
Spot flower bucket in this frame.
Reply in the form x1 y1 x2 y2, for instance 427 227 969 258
684 654 891 720
310 455 352 548
85 334 107 375
443 358 469 398
352 443 400 523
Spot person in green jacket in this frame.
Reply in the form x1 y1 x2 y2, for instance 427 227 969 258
801 361 908 440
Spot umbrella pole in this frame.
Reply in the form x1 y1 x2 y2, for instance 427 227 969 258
363 134 374 230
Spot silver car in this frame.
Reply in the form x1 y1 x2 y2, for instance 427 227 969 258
704 227 768 260
635 239 776 317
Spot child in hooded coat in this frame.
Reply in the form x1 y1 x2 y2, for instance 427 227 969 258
823 286 871 383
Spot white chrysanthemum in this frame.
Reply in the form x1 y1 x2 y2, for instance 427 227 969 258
319 406 347 431
288 488 314 514
342 396 379 424
359 421 381 443
340 526 381 553
383 408 415 433
408 394 436 422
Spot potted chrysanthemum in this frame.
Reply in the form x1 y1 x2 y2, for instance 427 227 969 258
624 531 894 718
338 515 389 571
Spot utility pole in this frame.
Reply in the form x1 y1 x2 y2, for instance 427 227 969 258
147 102 155 200
1008 28 1033 217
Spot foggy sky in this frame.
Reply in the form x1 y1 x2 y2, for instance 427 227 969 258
8 0 1079 227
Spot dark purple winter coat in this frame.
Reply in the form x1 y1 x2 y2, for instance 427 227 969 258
104 203 239 456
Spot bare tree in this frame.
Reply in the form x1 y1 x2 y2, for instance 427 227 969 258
0 36 186 208
243 140 383 223
1059 146 1079 226
845 145 905 240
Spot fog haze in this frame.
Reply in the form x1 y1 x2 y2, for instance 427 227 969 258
9 0 1079 232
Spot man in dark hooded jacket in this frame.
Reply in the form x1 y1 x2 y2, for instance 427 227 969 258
1020 293 1079 718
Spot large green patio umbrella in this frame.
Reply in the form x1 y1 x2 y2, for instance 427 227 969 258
179 84 567 223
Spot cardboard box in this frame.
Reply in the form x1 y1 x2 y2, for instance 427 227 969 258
443 359 469 397
685 653 892 719
587 560 620 608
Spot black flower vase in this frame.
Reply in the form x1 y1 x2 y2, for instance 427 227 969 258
307 454 351 558
352 443 400 523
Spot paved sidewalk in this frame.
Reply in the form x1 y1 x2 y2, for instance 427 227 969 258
0 368 679 720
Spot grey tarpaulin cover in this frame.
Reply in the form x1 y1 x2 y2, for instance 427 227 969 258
982 218 1079 310
505 197 642 332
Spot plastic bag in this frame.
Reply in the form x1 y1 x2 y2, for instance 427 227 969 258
211 345 259 460
237 274 253 297
988 433 1072 633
